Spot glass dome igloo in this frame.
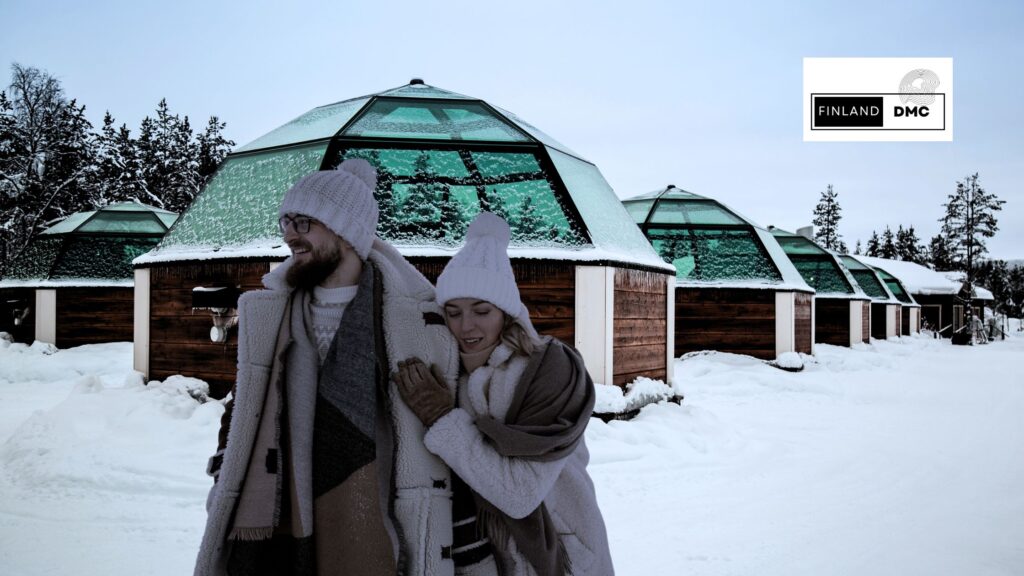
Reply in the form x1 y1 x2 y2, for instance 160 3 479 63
769 228 866 297
145 80 666 270
622 186 808 288
1 202 178 285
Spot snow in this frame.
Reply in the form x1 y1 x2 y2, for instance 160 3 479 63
134 241 676 272
855 256 997 301
1 333 1023 574
0 278 134 289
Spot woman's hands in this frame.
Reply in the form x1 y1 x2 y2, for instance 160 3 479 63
392 357 454 428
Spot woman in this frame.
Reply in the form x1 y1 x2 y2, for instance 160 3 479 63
393 212 614 576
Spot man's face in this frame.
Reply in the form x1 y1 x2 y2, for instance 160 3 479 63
280 213 348 288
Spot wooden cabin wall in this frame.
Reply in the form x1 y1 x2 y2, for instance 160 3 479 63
148 261 270 398
0 288 36 344
55 288 134 348
861 302 871 343
814 298 852 346
794 293 813 354
613 268 668 386
901 307 911 335
410 257 576 346
676 287 775 360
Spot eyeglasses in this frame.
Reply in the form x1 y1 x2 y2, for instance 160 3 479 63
278 214 314 235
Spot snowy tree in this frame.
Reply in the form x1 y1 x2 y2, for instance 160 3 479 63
940 173 1004 273
812 184 847 252
481 186 509 220
865 231 881 257
895 225 925 264
940 173 1005 343
398 151 444 240
0 64 96 274
928 234 954 271
879 226 897 259
853 239 862 255
196 116 233 184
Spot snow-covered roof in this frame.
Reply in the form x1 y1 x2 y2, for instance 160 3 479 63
141 81 671 272
621 187 813 292
856 256 994 301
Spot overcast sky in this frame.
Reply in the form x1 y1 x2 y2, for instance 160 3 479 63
3 0 1021 259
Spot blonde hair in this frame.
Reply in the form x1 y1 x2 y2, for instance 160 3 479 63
501 313 542 357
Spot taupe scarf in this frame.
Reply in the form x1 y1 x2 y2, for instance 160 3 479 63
472 337 596 576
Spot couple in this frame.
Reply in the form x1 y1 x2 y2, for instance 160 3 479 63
195 159 613 576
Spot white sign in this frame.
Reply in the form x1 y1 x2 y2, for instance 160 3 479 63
803 58 953 142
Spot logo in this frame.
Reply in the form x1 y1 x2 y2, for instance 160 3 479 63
803 58 953 142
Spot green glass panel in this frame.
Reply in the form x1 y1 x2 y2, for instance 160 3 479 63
343 100 530 142
160 143 327 249
51 236 160 280
547 149 661 257
41 212 94 235
79 212 167 234
775 235 829 256
335 147 585 248
850 270 888 299
646 227 781 282
3 237 64 279
235 98 369 153
791 257 854 294
378 84 473 100
649 200 745 226
623 200 655 223
839 255 871 271
873 269 913 303
156 213 179 228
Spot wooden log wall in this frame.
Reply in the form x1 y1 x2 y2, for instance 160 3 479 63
149 260 271 398
814 298 852 347
794 292 813 354
861 302 871 343
613 268 668 386
675 287 775 360
55 287 134 348
0 288 36 344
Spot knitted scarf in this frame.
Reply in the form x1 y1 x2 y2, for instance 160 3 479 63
472 337 596 576
227 265 394 575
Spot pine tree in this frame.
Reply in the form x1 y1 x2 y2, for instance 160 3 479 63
853 239 862 255
866 231 881 257
895 225 925 264
481 186 509 220
940 173 1005 343
399 151 444 240
196 116 233 184
812 184 846 252
879 226 897 259
928 235 954 270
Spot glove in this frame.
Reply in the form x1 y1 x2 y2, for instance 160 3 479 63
393 357 453 427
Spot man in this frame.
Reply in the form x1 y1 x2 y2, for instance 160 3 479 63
195 159 460 576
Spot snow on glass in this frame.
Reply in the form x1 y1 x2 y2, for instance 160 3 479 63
336 147 586 248
646 228 782 282
159 143 328 250
342 99 531 142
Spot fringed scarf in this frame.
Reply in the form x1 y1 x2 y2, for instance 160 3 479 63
227 266 395 576
472 337 596 576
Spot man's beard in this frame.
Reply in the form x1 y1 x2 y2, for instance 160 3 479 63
286 240 343 289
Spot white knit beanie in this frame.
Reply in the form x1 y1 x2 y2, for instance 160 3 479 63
436 213 540 340
278 158 379 260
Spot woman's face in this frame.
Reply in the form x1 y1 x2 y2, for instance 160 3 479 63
443 298 505 354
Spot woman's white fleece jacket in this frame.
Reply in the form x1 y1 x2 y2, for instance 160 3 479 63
423 343 614 576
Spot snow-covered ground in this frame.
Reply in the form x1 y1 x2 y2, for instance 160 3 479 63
1 331 1022 575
